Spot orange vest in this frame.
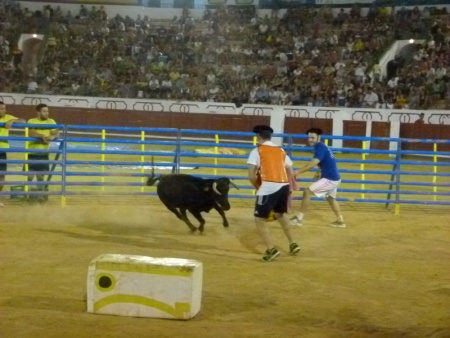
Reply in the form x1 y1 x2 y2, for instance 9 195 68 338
258 145 289 183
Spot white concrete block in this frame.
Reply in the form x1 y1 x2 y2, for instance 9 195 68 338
86 254 203 320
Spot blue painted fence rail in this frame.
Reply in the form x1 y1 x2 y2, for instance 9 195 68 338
0 123 449 210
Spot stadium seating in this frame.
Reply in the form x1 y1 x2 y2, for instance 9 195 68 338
0 3 448 109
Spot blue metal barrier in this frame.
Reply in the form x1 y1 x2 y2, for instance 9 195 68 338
1 123 449 212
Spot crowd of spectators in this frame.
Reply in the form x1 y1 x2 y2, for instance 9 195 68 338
1 2 450 110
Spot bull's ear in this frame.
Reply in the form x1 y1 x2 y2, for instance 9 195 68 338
204 182 212 192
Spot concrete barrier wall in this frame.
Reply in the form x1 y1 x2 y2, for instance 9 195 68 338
5 104 450 151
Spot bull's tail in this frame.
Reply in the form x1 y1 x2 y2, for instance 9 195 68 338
146 175 160 186
146 156 160 186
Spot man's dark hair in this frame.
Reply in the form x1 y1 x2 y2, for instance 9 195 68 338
258 130 272 140
306 128 323 135
253 125 273 140
36 103 48 112
0 101 4 105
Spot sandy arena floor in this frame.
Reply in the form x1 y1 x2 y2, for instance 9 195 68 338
0 198 449 338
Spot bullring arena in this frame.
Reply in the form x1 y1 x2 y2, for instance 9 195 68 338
1 102 450 337
1 196 449 337
1 0 450 334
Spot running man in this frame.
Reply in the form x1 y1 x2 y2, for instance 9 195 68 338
291 128 346 228
0 101 25 206
247 125 300 262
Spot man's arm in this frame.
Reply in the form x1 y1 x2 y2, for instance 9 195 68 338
48 129 59 141
248 164 259 189
4 118 26 129
285 164 295 179
296 158 320 175
29 129 59 144
28 128 47 139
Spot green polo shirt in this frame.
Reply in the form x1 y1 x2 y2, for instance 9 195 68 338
0 114 18 149
27 118 57 150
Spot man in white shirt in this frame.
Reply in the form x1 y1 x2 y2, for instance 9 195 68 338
277 51 288 62
206 72 216 85
293 66 302 77
160 77 172 99
363 87 379 108
27 80 38 93
354 63 366 84
232 64 242 74
259 23 268 34
148 76 160 98
387 77 398 89
247 125 300 262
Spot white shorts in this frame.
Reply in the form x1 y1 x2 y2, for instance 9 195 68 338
309 178 341 198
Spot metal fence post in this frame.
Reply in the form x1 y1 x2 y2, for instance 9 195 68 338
176 129 182 174
394 139 402 215
287 134 293 158
61 125 68 207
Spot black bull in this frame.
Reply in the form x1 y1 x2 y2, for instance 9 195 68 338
147 174 239 233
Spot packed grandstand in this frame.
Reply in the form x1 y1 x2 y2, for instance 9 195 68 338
0 1 449 110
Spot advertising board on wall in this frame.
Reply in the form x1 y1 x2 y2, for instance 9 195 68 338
207 0 255 5
21 0 140 4
315 0 374 4
18 0 450 7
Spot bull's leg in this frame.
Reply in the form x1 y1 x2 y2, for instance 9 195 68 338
179 208 198 232
213 204 229 228
189 210 206 233
164 205 184 220
163 205 196 232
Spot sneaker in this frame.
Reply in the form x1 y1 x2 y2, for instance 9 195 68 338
289 242 301 255
262 247 280 262
290 213 303 226
330 219 346 228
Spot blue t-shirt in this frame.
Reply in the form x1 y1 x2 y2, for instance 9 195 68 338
313 142 340 181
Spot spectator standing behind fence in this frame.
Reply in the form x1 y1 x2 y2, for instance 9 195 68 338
247 125 300 262
290 128 346 228
0 101 25 207
26 104 59 200
414 113 425 125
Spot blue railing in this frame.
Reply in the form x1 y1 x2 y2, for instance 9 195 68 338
0 123 449 213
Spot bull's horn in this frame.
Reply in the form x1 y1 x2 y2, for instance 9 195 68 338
212 182 221 195
229 179 239 190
